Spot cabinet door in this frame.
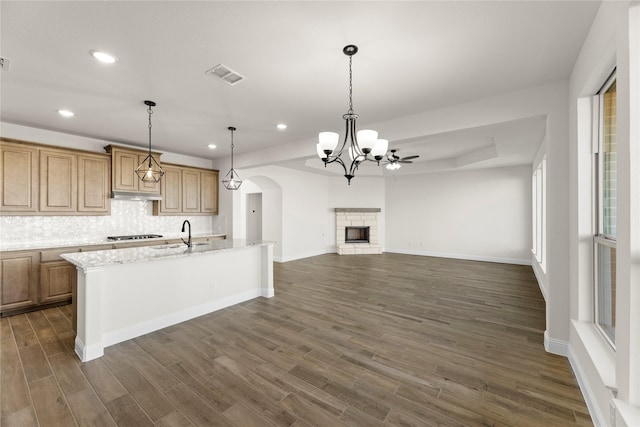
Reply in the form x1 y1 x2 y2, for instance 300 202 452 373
39 261 74 304
40 150 77 212
182 169 201 213
112 149 138 192
78 154 110 213
0 251 38 313
200 170 218 214
0 143 39 213
137 154 161 193
156 166 182 214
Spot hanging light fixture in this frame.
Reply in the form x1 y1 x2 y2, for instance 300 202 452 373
135 100 165 183
222 126 243 190
317 45 388 185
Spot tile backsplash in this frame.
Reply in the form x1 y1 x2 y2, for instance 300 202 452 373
0 200 226 245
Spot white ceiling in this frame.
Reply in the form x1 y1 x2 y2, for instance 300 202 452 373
0 1 600 176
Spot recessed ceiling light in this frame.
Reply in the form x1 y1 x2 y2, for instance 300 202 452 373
276 123 287 130
90 50 118 64
208 144 217 149
58 109 74 117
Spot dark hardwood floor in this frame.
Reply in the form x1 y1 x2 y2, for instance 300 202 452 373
1 253 592 426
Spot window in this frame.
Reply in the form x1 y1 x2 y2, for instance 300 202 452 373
594 71 616 346
532 156 546 272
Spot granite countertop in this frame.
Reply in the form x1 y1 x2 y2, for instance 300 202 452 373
61 239 274 272
0 233 226 252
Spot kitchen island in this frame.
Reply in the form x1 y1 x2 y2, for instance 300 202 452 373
62 239 274 362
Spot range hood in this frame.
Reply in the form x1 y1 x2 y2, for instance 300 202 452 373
111 191 162 201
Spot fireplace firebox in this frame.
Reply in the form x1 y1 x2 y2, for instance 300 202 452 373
345 226 370 243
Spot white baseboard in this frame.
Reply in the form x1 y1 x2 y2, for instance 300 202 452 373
567 345 607 427
544 330 569 356
385 248 532 266
532 262 548 301
75 337 103 362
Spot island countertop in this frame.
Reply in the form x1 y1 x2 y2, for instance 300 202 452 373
0 233 227 252
62 239 273 272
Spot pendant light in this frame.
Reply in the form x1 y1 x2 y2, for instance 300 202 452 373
222 126 243 190
317 45 388 185
135 100 165 183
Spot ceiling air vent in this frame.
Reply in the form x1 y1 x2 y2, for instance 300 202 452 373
206 64 245 86
0 57 11 71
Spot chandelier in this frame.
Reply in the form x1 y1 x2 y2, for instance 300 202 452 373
317 45 388 184
222 126 243 190
135 100 165 183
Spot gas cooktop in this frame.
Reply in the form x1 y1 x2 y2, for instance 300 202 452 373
107 234 163 241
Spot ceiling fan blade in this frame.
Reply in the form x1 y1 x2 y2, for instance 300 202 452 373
401 155 419 161
398 160 413 164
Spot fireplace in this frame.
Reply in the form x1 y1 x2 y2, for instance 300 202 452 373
345 226 370 243
335 208 382 255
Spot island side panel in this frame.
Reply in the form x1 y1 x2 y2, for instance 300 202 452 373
75 267 105 361
75 245 270 362
261 243 274 297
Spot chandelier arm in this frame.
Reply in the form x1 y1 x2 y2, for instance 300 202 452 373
349 117 366 157
324 155 348 176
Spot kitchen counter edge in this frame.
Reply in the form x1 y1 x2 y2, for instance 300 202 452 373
61 239 274 272
0 234 227 252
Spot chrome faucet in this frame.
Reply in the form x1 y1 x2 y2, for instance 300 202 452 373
181 220 192 247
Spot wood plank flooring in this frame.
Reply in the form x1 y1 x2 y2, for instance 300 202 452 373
1 253 592 426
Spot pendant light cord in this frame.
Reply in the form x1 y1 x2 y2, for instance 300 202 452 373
230 128 235 170
147 104 153 166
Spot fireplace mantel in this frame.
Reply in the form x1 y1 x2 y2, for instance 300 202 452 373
335 208 382 255
335 208 381 213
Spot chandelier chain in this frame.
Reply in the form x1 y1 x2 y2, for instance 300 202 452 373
348 55 353 114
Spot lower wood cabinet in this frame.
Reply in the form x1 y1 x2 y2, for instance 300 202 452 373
39 260 75 304
0 251 38 314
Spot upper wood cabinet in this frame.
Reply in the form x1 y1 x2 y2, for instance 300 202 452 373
0 139 111 216
201 170 219 214
156 165 182 214
40 149 77 212
0 141 39 213
105 145 161 195
78 154 111 213
153 164 218 216
182 169 201 213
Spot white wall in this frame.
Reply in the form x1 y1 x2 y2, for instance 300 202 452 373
385 166 532 264
229 165 331 262
567 1 640 425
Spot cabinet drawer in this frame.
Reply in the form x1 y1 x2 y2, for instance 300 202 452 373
40 247 81 263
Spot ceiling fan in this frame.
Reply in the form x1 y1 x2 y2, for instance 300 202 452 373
384 149 419 170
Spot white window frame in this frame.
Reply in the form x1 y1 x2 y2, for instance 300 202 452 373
593 69 617 348
532 156 546 272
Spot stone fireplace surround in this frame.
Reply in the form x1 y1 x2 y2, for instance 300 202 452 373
335 208 382 255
